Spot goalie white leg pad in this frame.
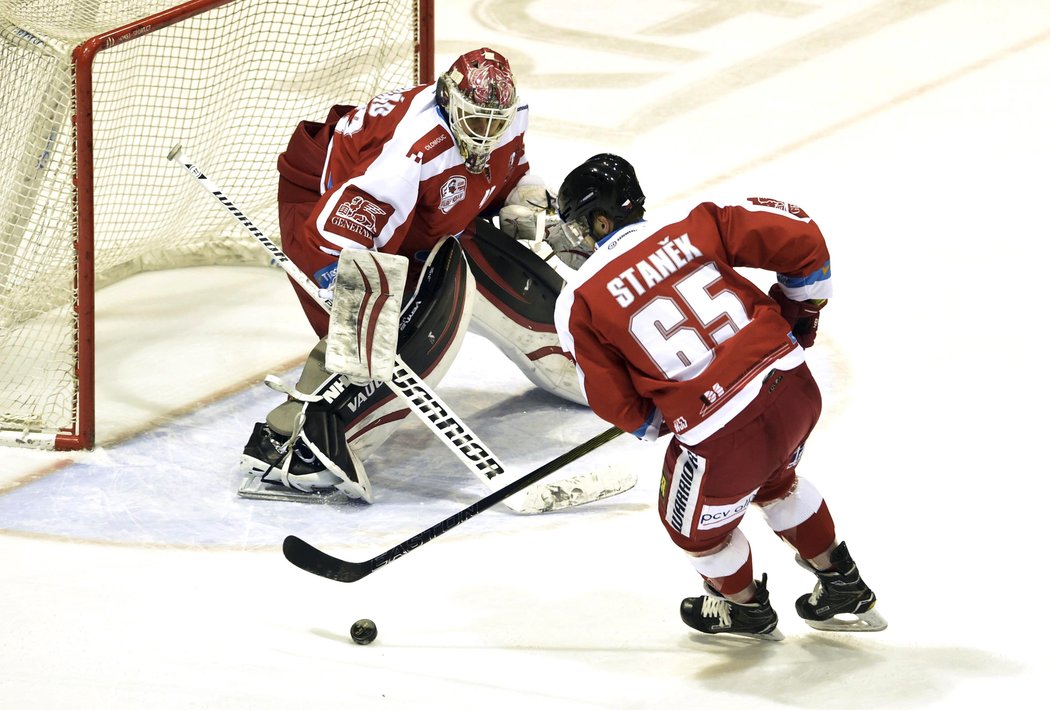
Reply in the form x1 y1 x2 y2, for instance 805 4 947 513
461 219 586 406
468 298 586 406
327 248 409 384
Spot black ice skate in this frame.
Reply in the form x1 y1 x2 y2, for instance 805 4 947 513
241 422 322 477
238 421 372 503
795 542 887 632
680 573 784 641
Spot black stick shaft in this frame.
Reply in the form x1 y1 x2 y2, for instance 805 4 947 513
283 426 624 582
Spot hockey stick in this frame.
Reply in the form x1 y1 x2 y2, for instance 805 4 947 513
283 426 624 582
167 145 635 513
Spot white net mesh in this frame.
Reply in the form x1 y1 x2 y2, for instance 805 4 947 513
0 0 423 447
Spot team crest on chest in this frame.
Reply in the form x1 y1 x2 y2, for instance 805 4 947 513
439 175 467 213
325 185 392 243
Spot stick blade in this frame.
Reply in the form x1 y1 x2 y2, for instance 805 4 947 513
505 465 638 514
282 535 372 583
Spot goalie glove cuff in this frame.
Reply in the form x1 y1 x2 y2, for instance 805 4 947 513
499 174 556 242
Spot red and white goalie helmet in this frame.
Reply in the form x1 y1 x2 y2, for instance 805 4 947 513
437 47 517 174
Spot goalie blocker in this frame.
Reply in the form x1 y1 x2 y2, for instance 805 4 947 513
240 237 475 501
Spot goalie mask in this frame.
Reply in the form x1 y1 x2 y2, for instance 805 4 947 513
437 48 517 174
554 153 646 264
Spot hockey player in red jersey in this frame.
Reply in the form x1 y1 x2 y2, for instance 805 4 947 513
553 154 886 639
240 48 582 503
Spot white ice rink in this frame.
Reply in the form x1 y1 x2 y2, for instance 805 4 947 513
3 1 1049 707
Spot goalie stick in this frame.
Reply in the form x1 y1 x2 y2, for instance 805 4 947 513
283 426 624 582
167 145 636 513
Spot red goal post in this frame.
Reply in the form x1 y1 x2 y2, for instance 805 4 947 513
0 0 434 450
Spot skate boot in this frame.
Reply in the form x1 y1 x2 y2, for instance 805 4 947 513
680 573 784 641
238 417 372 503
241 422 322 479
795 541 887 631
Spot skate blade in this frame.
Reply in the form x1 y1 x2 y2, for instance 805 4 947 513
237 470 349 504
804 608 888 632
687 626 785 642
739 628 785 642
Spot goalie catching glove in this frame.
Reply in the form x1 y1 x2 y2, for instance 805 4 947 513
498 173 557 242
768 283 826 348
497 173 594 274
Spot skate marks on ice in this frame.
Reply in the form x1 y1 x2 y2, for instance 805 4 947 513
0 362 642 548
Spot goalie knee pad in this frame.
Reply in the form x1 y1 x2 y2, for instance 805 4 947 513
461 219 586 405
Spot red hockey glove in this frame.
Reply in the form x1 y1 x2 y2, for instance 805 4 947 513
768 283 826 348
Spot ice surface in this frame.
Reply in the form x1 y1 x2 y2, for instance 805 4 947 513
3 1 1049 707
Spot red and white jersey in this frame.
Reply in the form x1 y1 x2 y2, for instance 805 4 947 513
299 83 531 261
554 198 832 446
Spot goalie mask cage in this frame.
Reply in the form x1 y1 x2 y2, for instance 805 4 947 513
0 0 434 450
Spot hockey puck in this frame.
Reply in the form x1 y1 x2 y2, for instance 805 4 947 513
350 618 378 645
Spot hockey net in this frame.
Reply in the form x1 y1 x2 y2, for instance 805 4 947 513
0 0 433 449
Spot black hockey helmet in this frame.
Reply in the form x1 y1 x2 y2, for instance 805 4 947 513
557 153 645 239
